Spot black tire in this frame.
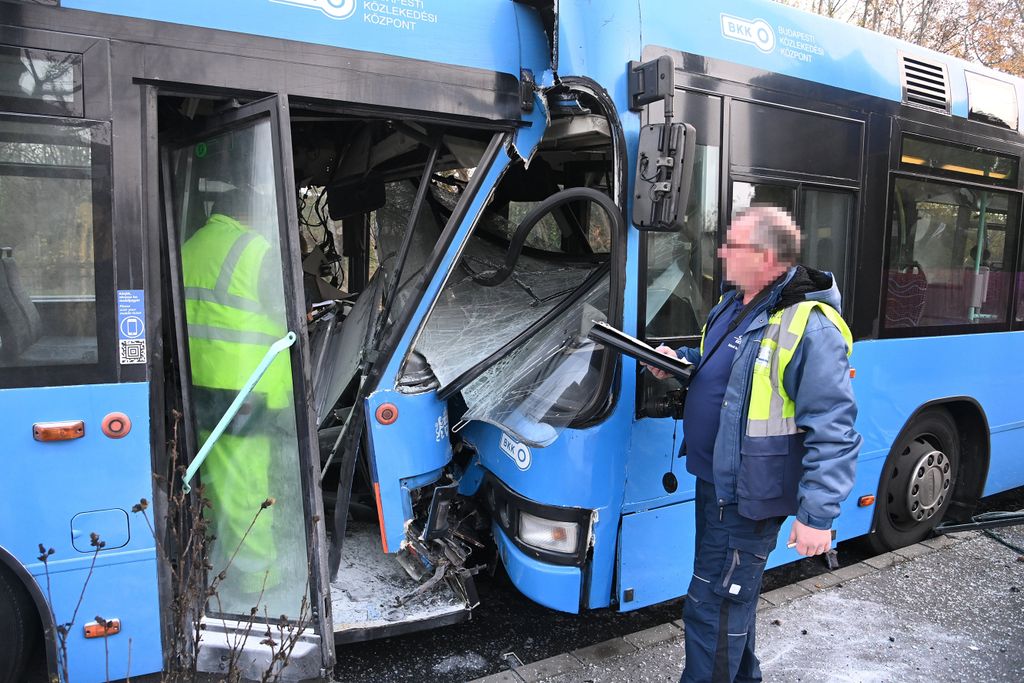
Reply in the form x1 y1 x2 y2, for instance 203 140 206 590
869 408 960 552
0 562 40 683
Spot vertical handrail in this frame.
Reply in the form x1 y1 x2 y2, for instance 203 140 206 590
182 331 297 493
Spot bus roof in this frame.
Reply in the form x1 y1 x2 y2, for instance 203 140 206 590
638 0 1023 128
60 0 529 78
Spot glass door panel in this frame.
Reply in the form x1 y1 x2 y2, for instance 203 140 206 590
163 100 314 621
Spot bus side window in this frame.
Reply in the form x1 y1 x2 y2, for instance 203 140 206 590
0 116 107 379
884 177 1020 329
731 182 852 294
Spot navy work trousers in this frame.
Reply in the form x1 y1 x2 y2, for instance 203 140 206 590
681 479 784 683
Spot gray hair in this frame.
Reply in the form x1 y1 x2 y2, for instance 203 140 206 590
734 204 802 265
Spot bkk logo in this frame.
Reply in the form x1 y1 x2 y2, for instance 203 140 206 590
720 13 776 53
272 0 357 20
500 432 532 472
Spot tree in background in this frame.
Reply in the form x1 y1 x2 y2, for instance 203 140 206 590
774 0 1024 76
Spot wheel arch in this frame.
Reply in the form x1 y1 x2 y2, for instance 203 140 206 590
877 396 990 529
0 545 58 680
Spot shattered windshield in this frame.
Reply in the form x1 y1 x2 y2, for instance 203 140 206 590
458 275 611 447
403 185 612 391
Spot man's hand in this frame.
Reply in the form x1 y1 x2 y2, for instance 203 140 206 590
787 520 832 557
644 345 679 381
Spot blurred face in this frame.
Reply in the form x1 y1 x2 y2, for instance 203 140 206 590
718 215 773 294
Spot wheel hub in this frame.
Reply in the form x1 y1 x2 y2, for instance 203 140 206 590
905 444 951 522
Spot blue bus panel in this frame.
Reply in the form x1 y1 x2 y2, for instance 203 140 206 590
0 382 161 683
62 0 522 77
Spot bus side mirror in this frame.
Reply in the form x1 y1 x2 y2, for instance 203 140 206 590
632 122 695 232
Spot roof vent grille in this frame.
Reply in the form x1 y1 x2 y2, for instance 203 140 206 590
900 55 951 113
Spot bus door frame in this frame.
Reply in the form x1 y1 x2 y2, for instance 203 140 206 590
157 93 334 674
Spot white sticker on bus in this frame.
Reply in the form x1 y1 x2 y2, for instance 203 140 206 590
500 432 532 471
721 14 776 53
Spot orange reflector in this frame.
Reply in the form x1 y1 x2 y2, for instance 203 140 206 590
375 403 399 425
84 618 120 639
849 368 856 379
373 483 389 553
33 420 85 442
858 495 876 507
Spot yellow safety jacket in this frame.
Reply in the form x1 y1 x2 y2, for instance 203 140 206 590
181 213 291 409
747 301 853 439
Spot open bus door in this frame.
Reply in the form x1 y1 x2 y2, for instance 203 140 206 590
160 95 334 679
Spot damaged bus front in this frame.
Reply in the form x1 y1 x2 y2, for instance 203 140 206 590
313 73 632 637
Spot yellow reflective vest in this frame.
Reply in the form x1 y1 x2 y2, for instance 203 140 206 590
181 213 292 409
747 301 853 440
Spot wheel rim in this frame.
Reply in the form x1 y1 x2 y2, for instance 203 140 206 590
887 433 953 530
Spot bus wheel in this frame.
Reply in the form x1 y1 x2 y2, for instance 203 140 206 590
870 408 960 552
0 563 39 683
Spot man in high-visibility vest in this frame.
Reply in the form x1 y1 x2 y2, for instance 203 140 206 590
647 205 861 683
181 191 293 599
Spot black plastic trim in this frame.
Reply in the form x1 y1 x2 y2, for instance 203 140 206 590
558 76 629 431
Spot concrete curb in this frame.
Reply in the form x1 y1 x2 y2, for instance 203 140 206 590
469 531 980 683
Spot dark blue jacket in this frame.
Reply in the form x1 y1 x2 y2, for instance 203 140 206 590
678 267 861 529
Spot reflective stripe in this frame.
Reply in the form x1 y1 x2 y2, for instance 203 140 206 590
216 231 260 294
184 231 264 312
187 324 281 346
184 286 265 313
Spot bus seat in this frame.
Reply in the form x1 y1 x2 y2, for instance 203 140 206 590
0 255 97 366
0 256 43 360
885 264 927 327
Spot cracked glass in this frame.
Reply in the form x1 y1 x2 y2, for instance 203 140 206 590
405 191 612 391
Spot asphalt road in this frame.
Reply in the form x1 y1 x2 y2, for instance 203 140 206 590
332 486 1024 683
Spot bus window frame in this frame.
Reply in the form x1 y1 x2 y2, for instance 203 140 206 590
0 112 117 389
0 27 111 122
878 118 1024 339
878 171 1022 338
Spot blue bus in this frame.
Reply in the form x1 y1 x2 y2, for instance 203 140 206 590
1 0 1022 680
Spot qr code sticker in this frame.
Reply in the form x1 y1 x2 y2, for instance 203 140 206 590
119 339 147 364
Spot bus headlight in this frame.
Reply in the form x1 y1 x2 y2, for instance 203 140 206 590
518 511 579 554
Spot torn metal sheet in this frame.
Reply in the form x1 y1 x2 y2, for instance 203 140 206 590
511 91 550 168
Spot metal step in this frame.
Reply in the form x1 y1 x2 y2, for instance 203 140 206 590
331 521 470 644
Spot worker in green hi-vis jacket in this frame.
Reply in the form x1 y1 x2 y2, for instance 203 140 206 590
180 190 293 598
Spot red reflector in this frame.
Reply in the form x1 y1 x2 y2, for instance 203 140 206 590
858 495 876 507
849 368 856 379
84 618 121 638
375 403 399 425
101 412 132 439
33 420 85 442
